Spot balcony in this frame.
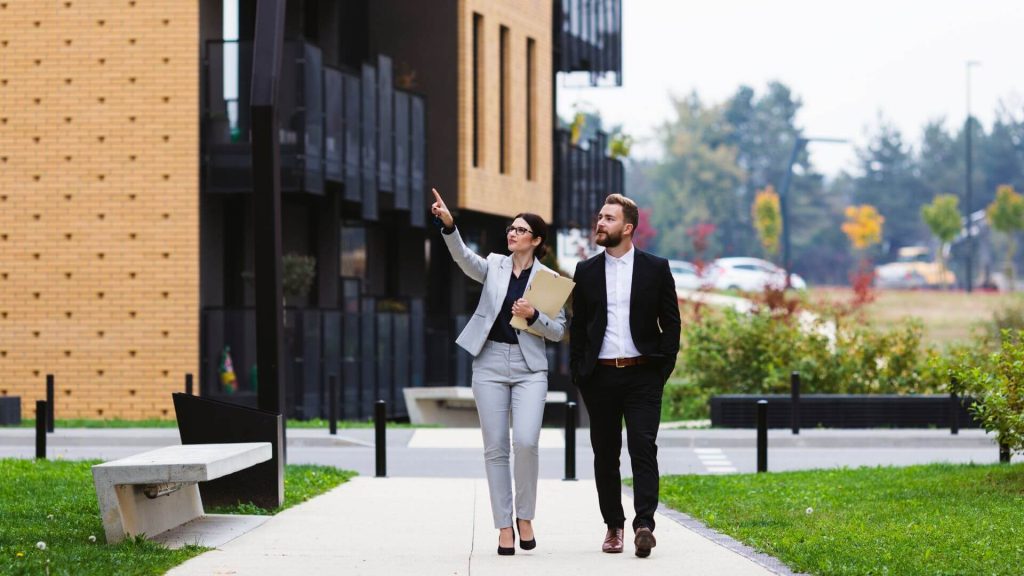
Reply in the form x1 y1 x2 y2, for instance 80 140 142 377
554 128 624 230
555 0 622 86
200 302 575 421
201 301 427 420
202 40 426 225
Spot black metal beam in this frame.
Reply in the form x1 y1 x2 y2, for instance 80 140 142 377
250 0 287 438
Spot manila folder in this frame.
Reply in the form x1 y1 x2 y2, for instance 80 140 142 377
510 271 575 337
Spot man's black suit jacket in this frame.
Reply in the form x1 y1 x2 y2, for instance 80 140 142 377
570 249 681 387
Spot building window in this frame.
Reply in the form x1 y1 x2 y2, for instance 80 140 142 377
340 225 366 280
472 13 483 168
526 37 536 181
499 25 509 174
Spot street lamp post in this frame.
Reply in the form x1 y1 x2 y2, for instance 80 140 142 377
779 136 847 288
964 60 980 293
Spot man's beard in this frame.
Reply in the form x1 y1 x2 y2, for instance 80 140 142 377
595 228 622 248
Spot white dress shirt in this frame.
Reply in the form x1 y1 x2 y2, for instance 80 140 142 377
598 246 642 359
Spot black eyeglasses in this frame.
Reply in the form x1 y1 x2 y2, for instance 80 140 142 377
505 225 534 237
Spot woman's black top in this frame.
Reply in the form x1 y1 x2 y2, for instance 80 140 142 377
437 220 539 345
486 266 538 344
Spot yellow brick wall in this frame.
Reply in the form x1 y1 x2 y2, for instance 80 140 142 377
457 0 553 222
0 0 199 419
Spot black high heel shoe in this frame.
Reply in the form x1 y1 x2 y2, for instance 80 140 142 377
498 529 515 556
516 518 537 550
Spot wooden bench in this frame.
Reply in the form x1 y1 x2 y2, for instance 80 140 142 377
92 442 271 544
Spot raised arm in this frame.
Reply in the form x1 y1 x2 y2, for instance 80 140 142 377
432 188 488 284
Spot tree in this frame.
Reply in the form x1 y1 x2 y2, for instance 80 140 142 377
852 118 927 256
648 93 744 259
751 185 782 256
723 82 821 256
843 204 885 302
987 185 1024 290
842 204 885 251
920 194 961 289
633 207 657 250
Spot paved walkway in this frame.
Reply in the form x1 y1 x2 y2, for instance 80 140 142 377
166 477 786 576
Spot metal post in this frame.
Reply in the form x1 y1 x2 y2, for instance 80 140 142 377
564 401 577 481
329 374 338 436
949 392 959 435
251 0 287 420
779 140 804 289
35 400 47 459
756 400 768 473
790 372 800 435
185 373 194 396
964 61 980 293
375 400 386 477
45 374 54 433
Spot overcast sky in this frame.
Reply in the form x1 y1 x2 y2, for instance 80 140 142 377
557 0 1023 178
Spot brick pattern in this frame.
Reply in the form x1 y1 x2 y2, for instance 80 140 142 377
457 0 553 222
0 0 199 419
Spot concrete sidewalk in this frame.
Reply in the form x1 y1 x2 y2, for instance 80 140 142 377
166 477 789 576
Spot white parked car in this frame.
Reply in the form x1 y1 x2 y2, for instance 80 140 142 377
668 259 705 291
707 257 807 292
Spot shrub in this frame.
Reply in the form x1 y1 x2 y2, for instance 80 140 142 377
947 330 1024 455
987 299 1024 343
675 308 945 418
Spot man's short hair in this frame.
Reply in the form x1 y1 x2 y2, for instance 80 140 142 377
604 194 639 228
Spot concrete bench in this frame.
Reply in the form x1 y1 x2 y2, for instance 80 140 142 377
92 442 271 545
404 386 568 426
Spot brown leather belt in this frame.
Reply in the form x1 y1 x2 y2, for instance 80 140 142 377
597 356 651 368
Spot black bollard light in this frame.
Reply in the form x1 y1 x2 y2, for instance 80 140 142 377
36 400 47 459
949 392 959 436
46 374 55 433
328 374 338 436
185 373 194 396
564 401 577 481
790 371 800 435
375 400 386 477
756 400 768 473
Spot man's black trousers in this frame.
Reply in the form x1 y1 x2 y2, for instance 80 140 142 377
579 361 664 533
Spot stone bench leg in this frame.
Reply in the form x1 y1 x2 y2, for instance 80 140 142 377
93 470 204 544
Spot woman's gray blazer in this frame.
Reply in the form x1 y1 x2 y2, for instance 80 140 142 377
443 227 567 372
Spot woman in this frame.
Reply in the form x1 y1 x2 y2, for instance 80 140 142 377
431 188 566 556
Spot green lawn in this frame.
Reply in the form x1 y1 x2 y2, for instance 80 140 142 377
660 463 1024 576
0 458 354 576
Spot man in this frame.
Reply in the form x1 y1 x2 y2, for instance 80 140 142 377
570 194 681 558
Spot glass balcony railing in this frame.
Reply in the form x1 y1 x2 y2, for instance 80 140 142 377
555 0 622 86
202 40 427 225
554 128 625 230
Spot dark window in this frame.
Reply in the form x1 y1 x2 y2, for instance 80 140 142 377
526 37 535 181
472 13 483 168
499 25 509 174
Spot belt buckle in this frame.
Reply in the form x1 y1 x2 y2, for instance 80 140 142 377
615 357 626 368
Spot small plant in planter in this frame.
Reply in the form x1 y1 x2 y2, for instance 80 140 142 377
282 253 317 306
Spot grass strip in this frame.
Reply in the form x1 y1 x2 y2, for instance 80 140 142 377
659 462 1024 576
0 458 353 575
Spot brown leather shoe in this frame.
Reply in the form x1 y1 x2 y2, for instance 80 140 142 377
634 527 656 558
602 527 624 553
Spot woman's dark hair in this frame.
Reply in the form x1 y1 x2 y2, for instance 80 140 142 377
513 212 549 259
